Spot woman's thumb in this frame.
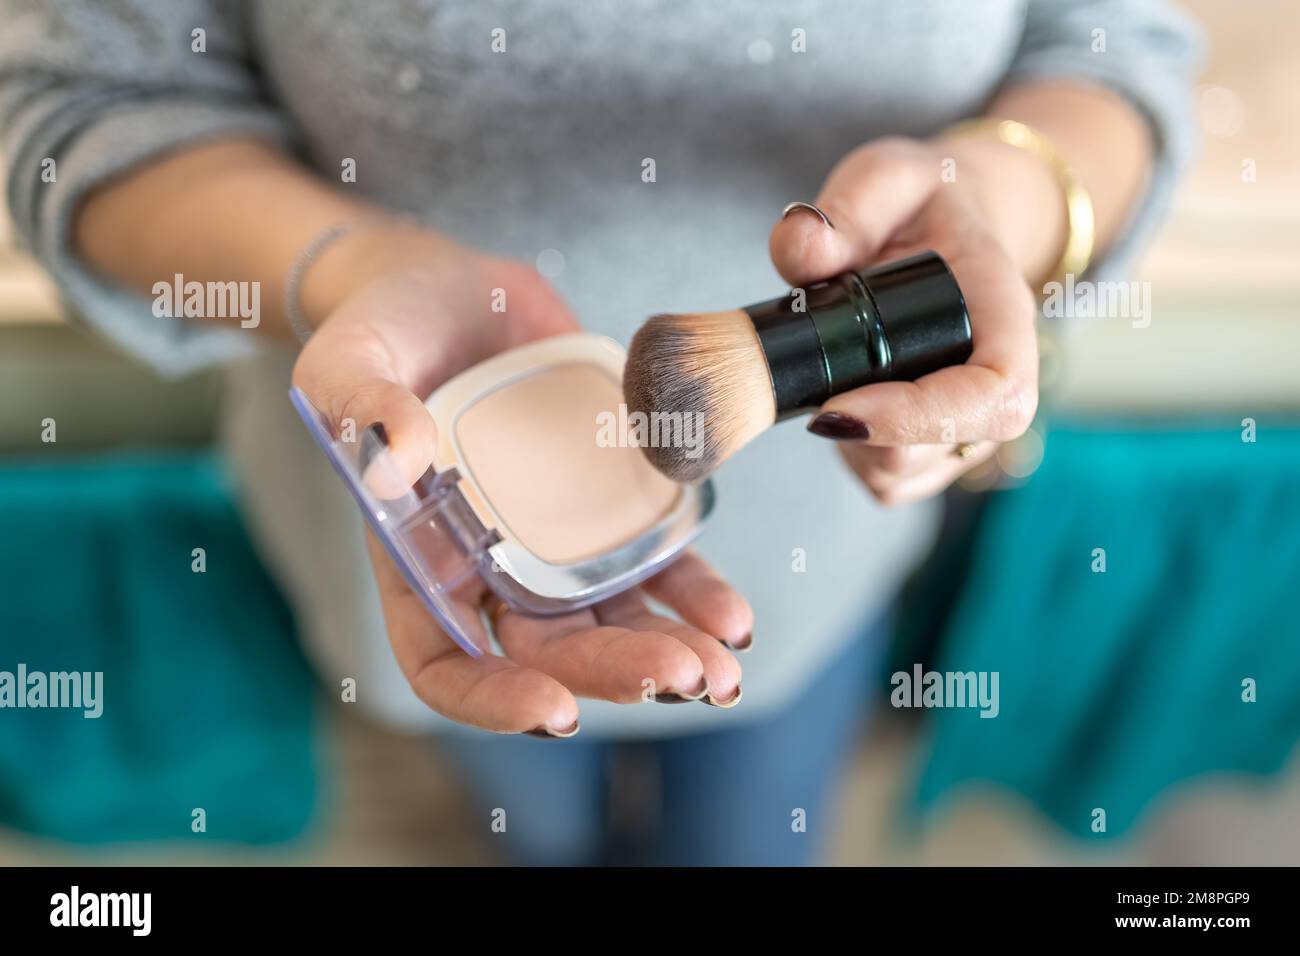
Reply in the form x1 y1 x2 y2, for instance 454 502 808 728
293 354 438 498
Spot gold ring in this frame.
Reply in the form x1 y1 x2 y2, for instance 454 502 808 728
953 442 978 460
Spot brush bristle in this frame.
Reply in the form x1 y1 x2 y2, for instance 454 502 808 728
623 310 776 482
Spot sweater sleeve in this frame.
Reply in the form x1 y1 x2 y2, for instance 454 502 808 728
1004 0 1205 279
0 0 295 376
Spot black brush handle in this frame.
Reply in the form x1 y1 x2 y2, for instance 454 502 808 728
746 250 972 419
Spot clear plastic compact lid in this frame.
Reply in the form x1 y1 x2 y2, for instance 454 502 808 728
289 387 493 657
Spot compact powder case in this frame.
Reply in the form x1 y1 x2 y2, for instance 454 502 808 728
290 333 714 657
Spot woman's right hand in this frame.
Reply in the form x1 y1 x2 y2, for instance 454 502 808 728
291 223 751 736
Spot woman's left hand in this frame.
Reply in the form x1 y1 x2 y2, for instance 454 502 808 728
767 137 1041 506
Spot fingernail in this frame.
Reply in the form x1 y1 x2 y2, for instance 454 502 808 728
721 633 753 653
656 676 709 704
781 201 835 230
526 719 580 739
702 684 743 708
807 412 870 441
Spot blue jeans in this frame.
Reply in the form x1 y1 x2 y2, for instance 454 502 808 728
438 620 883 866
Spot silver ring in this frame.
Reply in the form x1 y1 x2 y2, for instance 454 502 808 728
781 201 835 229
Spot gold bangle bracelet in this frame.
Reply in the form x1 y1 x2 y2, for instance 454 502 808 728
944 117 1096 289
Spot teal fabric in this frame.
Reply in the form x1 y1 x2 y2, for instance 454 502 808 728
912 419 1300 838
0 452 320 844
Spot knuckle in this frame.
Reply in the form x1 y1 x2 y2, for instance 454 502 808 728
1013 281 1038 320
863 136 923 165
505 260 553 298
873 485 909 508
863 474 897 502
333 382 383 431
995 379 1039 440
873 139 933 186
330 392 366 436
875 445 912 473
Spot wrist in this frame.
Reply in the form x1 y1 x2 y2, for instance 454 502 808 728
297 219 458 331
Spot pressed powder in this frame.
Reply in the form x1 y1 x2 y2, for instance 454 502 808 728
454 363 681 565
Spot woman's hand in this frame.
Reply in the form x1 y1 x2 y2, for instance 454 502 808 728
767 137 1043 506
292 223 750 736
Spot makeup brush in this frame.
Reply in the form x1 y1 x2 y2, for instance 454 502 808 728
624 250 972 482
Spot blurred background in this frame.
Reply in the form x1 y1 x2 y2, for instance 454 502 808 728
1 0 1297 864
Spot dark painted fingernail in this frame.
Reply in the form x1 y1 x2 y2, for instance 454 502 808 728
807 412 870 441
781 201 835 229
720 633 753 653
656 676 709 703
526 720 580 739
702 685 743 708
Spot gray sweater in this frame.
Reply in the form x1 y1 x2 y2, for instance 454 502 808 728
0 0 1201 734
